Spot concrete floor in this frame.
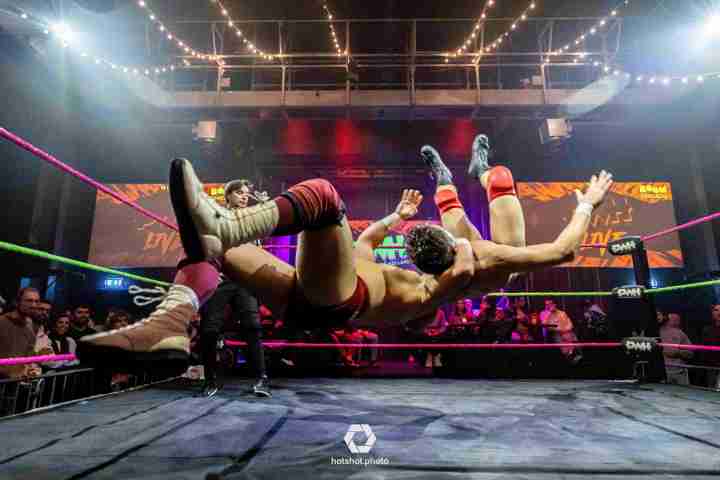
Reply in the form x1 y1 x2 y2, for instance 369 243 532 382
0 378 719 479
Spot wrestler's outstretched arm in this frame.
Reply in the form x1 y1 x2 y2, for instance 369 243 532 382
481 171 613 274
354 189 423 261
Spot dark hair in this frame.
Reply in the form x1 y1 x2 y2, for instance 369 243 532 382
406 224 456 275
16 287 40 303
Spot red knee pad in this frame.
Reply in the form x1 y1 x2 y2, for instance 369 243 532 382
174 259 221 306
283 178 346 231
486 166 516 202
435 188 464 214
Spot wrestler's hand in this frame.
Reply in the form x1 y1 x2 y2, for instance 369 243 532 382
575 170 613 208
395 189 423 220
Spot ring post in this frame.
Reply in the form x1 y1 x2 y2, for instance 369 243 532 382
631 241 667 382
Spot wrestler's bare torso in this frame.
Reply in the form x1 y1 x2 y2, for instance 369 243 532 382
352 241 510 328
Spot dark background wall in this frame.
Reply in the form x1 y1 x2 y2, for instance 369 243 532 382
2 33 720 336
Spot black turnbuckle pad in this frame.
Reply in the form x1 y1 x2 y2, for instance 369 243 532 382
608 236 643 256
612 285 646 300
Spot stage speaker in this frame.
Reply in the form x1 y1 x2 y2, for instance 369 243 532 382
193 121 218 143
539 118 572 144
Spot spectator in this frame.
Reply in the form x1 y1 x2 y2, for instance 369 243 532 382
47 313 79 369
540 299 581 363
582 299 609 340
0 295 6 315
68 305 97 340
491 308 515 343
0 287 42 379
344 327 380 366
700 304 720 389
105 308 132 331
409 309 447 367
660 313 693 385
449 299 475 326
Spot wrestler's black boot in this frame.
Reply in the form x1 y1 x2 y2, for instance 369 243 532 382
420 145 454 186
468 134 491 180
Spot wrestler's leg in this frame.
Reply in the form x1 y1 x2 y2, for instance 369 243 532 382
295 217 358 306
435 185 484 242
170 159 347 260
77 260 221 369
468 134 526 248
479 166 526 248
421 145 483 242
222 244 295 318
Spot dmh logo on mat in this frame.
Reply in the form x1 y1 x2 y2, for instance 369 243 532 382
344 424 376 454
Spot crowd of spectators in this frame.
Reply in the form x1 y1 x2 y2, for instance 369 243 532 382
2 284 720 405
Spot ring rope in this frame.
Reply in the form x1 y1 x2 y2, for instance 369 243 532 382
5 341 720 366
0 241 171 288
0 127 178 232
582 209 720 248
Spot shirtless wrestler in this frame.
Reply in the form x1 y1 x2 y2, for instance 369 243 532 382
77 153 612 369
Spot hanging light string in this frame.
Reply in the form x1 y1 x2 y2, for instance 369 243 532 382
544 0 630 66
136 0 219 65
323 3 348 57
595 65 716 86
471 0 537 63
209 0 276 63
12 6 185 77
446 0 497 61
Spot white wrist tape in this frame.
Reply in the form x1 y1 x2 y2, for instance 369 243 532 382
575 202 594 217
381 212 402 229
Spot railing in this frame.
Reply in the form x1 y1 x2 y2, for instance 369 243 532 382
0 368 166 419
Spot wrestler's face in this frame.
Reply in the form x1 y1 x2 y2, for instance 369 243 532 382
227 190 250 209
545 300 556 312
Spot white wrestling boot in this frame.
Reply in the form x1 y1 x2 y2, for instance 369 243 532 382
76 285 198 373
169 158 279 260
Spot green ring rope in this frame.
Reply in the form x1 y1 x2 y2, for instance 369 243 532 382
2 240 719 298
0 241 171 288
647 278 720 295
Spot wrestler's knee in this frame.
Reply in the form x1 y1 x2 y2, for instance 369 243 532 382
283 178 346 230
487 166 516 202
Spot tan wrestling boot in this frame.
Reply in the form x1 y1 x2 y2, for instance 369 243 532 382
169 158 279 260
76 285 197 373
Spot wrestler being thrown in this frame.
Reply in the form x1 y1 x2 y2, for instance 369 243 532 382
77 140 612 370
408 135 611 299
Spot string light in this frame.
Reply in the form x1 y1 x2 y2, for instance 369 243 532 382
475 1 537 61
136 0 214 65
588 60 716 88
323 3 348 57
13 6 186 78
209 0 276 61
446 0 498 60
545 0 630 65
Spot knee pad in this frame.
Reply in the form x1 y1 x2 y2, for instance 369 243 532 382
434 188 464 215
282 178 346 230
486 166 516 203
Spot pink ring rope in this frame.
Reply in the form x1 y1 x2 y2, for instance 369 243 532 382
4 342 720 366
582 210 720 248
0 127 178 232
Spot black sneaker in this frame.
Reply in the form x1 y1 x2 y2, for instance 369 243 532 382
468 134 491 180
253 376 272 398
420 145 453 186
200 378 220 398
